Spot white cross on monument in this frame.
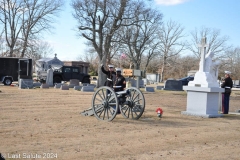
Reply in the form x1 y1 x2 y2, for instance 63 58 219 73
198 37 208 72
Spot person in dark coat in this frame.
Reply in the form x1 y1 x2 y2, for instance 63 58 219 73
101 64 116 88
221 71 233 114
113 68 126 92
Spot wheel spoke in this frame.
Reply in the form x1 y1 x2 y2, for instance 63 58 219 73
94 97 102 103
106 108 109 119
122 105 129 114
127 107 131 118
133 93 140 101
97 92 104 101
131 107 134 118
101 89 106 100
108 107 114 115
97 107 104 117
102 108 106 120
133 98 142 103
109 102 117 106
131 90 136 100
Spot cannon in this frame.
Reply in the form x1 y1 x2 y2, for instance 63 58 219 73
81 86 145 121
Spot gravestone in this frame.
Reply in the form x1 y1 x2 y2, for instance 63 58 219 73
70 79 80 86
145 87 155 92
60 85 69 90
130 79 145 88
19 79 33 89
46 68 53 86
87 84 96 88
164 80 183 91
33 82 41 88
40 84 49 89
74 86 82 90
234 80 239 86
156 86 164 90
54 83 62 89
81 86 94 92
68 84 75 88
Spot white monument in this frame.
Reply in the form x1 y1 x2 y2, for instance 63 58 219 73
182 37 224 117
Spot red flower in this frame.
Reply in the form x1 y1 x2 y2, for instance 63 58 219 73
156 108 163 114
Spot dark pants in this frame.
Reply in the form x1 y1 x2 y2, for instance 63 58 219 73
222 93 230 114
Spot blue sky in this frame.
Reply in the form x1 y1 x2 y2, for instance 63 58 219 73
44 0 240 61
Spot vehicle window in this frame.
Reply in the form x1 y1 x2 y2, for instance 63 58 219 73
64 68 71 72
73 68 79 73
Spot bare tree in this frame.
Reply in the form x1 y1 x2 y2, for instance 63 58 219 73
71 0 128 87
77 43 99 76
20 0 63 57
0 0 24 57
0 0 63 57
157 20 187 82
0 29 5 56
120 0 162 70
224 47 240 79
188 26 231 59
20 40 54 72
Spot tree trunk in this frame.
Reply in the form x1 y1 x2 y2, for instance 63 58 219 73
9 47 14 57
160 56 166 82
96 56 107 88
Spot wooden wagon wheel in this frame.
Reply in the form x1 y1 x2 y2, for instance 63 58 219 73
120 87 145 120
92 86 119 121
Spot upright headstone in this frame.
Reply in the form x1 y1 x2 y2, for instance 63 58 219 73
164 80 183 91
46 68 53 86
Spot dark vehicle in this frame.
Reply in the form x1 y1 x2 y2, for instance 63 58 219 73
178 76 194 85
0 57 32 85
52 66 90 84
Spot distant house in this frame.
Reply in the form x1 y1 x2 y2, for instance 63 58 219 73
35 54 63 73
63 61 90 74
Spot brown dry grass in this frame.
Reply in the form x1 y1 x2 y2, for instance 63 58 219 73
0 85 240 160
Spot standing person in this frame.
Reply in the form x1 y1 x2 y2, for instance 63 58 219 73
221 71 233 114
101 64 116 88
113 68 126 92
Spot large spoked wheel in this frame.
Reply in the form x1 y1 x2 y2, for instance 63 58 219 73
92 86 119 121
120 87 145 120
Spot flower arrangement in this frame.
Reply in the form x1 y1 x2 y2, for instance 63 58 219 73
156 108 163 118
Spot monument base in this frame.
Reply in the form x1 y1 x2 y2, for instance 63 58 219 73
181 111 222 118
182 86 224 118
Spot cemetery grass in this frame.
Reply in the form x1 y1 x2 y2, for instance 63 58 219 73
0 86 240 160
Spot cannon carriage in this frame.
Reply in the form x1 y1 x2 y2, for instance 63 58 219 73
81 86 145 121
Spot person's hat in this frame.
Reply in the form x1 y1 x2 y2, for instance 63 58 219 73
108 64 114 68
116 68 122 72
225 71 231 74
